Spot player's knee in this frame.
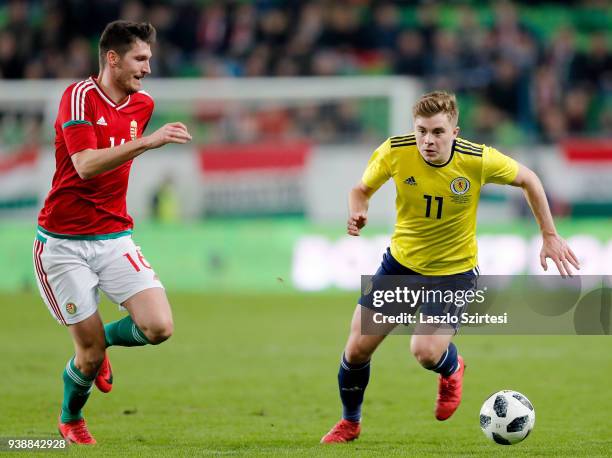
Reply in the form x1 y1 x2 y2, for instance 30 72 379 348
344 342 373 365
411 342 442 368
143 320 173 345
78 350 105 376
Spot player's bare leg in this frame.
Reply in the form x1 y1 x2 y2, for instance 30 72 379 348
344 304 392 364
122 287 173 345
58 312 106 445
410 325 453 368
96 287 172 393
411 328 466 421
68 312 107 379
321 305 396 444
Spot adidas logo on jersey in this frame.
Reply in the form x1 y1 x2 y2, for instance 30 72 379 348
96 116 107 126
404 176 417 185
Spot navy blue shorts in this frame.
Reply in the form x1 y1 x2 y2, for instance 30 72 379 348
359 248 478 330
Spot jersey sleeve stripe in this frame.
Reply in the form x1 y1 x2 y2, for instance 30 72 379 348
456 148 483 157
62 120 93 129
457 139 484 150
391 140 416 145
457 145 482 154
456 142 483 153
76 81 93 120
71 81 93 121
80 85 95 120
456 144 483 153
456 139 482 148
70 81 82 120
70 80 88 120
78 83 94 120
391 142 417 148
391 135 415 142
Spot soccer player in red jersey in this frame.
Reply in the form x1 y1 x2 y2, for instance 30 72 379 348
33 21 191 445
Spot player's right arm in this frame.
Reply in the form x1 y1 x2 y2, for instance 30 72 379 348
347 182 375 236
58 84 191 180
71 122 191 180
348 139 392 236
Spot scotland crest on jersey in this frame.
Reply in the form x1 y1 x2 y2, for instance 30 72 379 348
450 177 470 195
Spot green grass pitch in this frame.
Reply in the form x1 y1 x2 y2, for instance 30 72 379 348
1 291 610 456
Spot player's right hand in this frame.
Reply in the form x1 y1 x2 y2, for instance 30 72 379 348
147 122 192 149
347 212 367 236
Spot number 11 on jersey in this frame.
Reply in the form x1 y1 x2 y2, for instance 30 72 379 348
423 194 443 219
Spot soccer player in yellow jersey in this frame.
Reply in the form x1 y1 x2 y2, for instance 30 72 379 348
321 91 580 444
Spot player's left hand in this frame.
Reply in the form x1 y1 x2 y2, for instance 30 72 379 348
540 233 580 277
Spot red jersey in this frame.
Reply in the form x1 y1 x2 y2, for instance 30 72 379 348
38 76 154 237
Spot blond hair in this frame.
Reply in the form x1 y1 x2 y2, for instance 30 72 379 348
412 91 459 125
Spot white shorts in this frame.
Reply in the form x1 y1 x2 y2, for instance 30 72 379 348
32 230 163 325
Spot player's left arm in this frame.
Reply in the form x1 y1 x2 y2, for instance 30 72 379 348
509 164 580 277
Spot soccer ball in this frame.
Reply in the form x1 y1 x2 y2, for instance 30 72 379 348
479 390 535 445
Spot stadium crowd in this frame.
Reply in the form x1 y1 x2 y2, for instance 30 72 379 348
0 0 610 145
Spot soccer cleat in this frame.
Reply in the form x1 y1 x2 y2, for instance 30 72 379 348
58 416 97 445
435 355 466 421
94 353 113 393
320 419 361 444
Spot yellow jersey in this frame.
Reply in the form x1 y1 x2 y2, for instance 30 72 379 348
362 134 519 275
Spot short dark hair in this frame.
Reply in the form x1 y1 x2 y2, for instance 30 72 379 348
99 20 156 68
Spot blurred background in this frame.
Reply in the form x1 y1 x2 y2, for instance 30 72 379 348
0 0 611 293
